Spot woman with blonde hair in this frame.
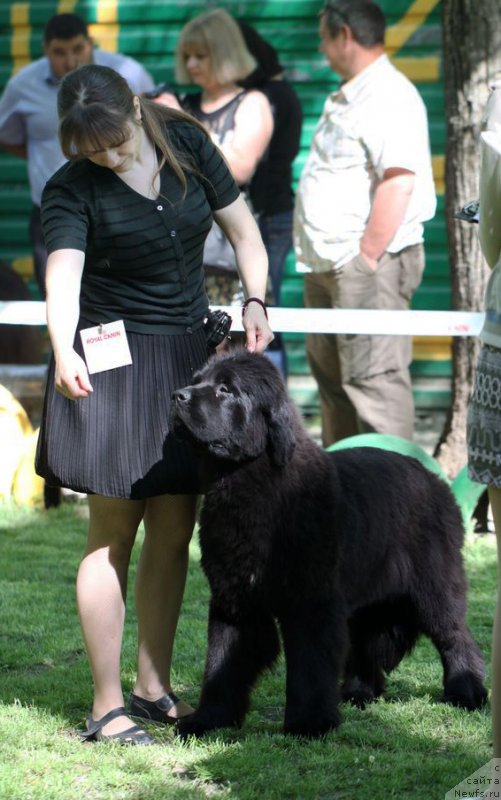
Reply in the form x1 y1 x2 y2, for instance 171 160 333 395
172 8 274 304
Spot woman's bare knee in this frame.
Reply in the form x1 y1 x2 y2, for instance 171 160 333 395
143 494 197 551
86 495 146 556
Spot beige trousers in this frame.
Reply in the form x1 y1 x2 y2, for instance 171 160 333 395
304 245 425 447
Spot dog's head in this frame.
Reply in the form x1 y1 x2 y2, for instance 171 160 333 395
171 350 296 466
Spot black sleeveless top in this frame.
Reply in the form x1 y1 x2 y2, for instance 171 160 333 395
182 91 247 154
248 79 302 216
183 84 302 217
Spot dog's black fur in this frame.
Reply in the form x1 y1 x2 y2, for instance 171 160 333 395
171 350 487 738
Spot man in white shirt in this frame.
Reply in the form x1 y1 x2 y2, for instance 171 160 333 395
294 0 436 446
0 13 154 296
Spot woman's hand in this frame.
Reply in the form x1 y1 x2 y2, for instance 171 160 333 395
242 302 274 354
54 349 93 400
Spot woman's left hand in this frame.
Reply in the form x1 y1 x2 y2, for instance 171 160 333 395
242 303 274 353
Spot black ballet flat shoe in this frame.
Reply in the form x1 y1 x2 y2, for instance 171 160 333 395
129 691 184 724
80 705 154 745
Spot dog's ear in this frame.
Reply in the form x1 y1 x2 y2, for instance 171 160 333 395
266 400 296 467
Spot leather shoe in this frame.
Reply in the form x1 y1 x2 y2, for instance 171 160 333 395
129 691 185 724
81 705 153 745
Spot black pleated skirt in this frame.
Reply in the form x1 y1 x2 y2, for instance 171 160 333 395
35 321 209 499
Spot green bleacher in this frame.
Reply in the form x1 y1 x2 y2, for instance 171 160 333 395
0 0 450 412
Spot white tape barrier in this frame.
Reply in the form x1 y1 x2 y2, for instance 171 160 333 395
0 300 486 336
220 306 486 336
0 301 46 325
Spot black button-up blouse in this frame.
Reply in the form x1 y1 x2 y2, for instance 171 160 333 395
41 121 240 334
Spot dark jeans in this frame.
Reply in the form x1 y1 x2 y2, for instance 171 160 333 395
259 209 293 305
259 210 293 377
29 204 47 298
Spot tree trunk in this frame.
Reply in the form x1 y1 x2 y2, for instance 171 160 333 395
435 0 501 478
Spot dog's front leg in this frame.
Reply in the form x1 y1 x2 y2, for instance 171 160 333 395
177 600 280 738
280 595 348 738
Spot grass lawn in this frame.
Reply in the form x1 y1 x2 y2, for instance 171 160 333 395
0 501 496 800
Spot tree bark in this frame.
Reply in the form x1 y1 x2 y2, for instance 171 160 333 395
435 0 501 478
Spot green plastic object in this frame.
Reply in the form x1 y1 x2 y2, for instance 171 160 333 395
326 433 449 481
326 433 483 528
451 466 487 529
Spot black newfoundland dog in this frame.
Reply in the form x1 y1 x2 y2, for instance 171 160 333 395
171 350 487 738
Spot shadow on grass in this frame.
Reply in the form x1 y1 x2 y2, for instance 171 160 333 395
156 692 491 800
0 504 208 726
0 505 494 800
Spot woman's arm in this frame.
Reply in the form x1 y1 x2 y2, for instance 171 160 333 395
152 91 182 110
218 90 274 185
214 195 274 353
45 248 93 399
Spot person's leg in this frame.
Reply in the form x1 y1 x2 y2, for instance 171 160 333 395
489 485 501 757
336 247 424 439
260 211 293 307
76 495 146 735
342 369 415 439
304 270 359 445
259 212 293 377
133 493 197 718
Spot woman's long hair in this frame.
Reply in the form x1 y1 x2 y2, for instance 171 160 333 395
58 64 208 192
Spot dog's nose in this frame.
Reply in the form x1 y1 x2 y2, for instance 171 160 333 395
172 388 191 403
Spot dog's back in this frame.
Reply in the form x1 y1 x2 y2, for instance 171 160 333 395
327 447 465 608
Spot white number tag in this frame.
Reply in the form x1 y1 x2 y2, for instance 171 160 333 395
80 320 132 374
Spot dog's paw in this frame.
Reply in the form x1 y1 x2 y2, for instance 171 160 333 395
176 714 210 740
176 709 240 740
443 673 488 711
283 714 341 738
341 676 379 709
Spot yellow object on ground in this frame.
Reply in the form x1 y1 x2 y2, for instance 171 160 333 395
12 427 44 506
0 384 33 500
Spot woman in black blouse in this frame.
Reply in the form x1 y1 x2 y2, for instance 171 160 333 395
36 64 273 744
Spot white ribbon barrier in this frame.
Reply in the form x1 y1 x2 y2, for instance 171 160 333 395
0 300 486 336
222 306 486 336
0 301 46 326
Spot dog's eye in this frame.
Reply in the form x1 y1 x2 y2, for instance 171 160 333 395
216 384 232 397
